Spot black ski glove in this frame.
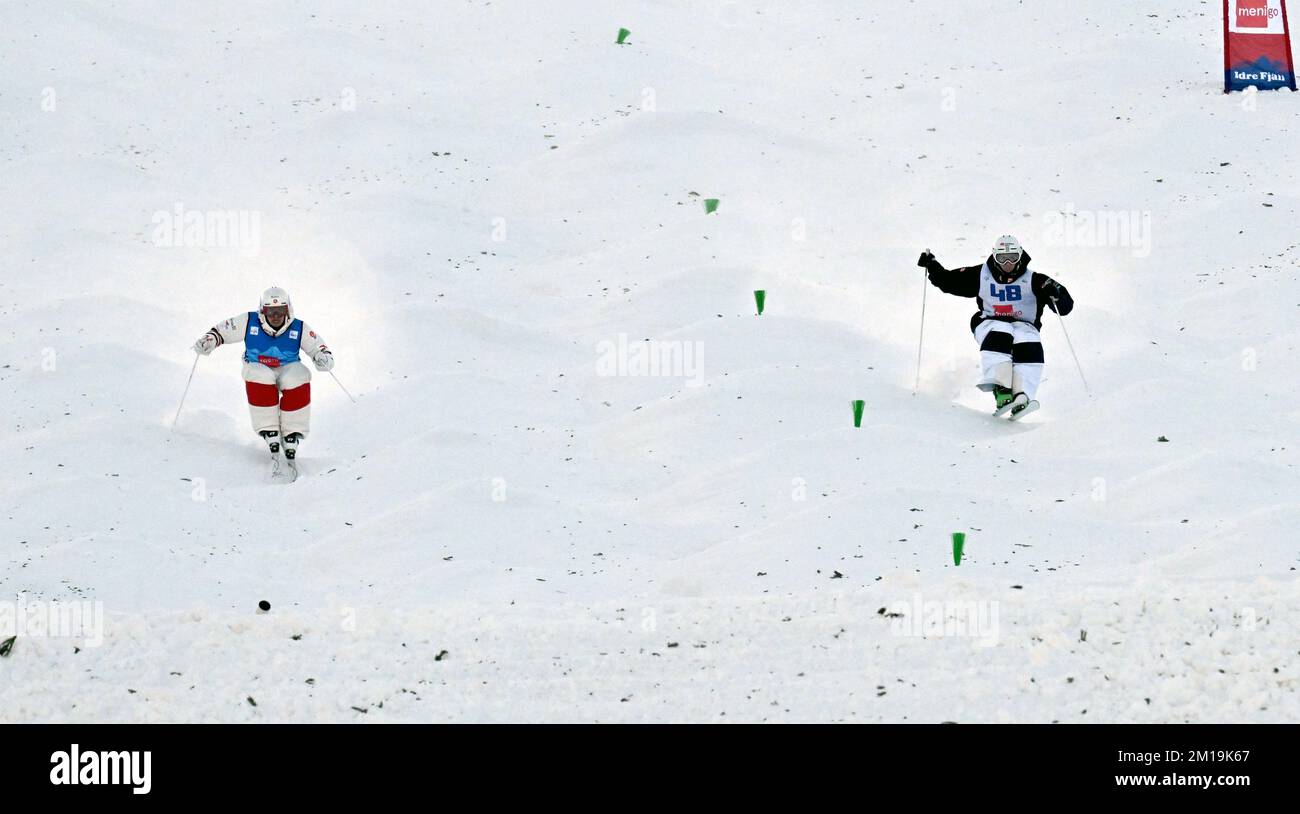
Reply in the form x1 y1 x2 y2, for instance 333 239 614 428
1046 282 1074 316
917 250 936 268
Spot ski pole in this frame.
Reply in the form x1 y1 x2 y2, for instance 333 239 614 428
328 370 357 404
1051 297 1090 397
172 352 200 430
913 259 929 394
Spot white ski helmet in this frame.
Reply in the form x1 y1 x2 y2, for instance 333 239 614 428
259 286 293 323
991 235 1023 278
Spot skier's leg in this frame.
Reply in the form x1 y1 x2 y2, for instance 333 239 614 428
242 362 280 434
277 362 312 439
973 321 1014 392
1010 323 1044 400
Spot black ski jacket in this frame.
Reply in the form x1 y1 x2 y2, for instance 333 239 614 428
922 251 1074 331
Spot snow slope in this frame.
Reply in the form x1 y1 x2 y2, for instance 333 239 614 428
1 0 1297 722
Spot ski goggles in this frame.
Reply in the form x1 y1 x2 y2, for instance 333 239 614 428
993 251 1021 267
261 305 289 320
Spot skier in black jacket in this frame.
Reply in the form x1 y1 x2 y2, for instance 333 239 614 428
918 235 1073 419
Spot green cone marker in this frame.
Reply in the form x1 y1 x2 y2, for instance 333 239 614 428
616 28 631 44
754 290 765 315
952 532 965 566
704 198 719 214
852 400 865 428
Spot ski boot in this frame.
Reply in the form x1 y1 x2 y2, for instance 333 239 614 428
260 430 289 480
281 432 303 480
259 429 281 455
282 432 302 462
1006 392 1039 421
991 385 1017 417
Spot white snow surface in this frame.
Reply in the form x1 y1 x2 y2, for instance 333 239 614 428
1 0 1297 722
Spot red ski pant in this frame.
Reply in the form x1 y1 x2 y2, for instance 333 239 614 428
242 361 311 436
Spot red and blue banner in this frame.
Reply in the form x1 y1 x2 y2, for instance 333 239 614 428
1224 0 1297 91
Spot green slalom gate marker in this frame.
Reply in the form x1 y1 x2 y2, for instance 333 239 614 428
616 28 631 44
852 399 865 428
704 198 719 214
754 290 765 315
952 532 966 566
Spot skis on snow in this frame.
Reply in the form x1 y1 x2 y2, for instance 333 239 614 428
270 451 298 483
1006 399 1039 421
262 430 299 483
993 393 1039 421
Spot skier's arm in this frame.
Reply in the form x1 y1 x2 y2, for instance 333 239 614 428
298 323 335 371
918 251 980 297
1033 273 1074 315
193 313 248 355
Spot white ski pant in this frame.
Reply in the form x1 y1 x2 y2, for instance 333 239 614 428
973 320 1043 400
242 361 312 437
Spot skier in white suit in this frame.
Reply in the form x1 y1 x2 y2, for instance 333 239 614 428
918 236 1074 420
192 287 335 468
